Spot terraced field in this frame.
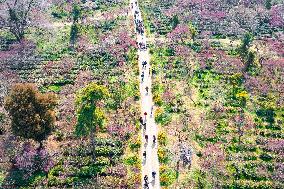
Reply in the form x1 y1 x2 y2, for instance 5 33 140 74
0 0 283 189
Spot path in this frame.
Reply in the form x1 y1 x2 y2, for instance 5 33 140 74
130 1 160 189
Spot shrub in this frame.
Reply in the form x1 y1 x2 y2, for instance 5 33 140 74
48 165 64 178
54 130 64 141
158 147 170 164
95 157 110 166
210 41 222 48
51 6 68 19
47 84 62 93
153 93 163 106
191 169 209 189
0 170 4 186
124 155 140 166
28 172 46 187
259 153 273 162
155 108 172 125
129 137 141 151
95 146 112 156
189 42 202 52
47 175 62 186
75 165 102 178
152 83 164 106
0 112 5 135
160 165 176 186
158 131 167 146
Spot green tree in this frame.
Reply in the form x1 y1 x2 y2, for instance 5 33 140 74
238 32 255 72
170 15 179 30
238 32 253 61
4 83 57 148
69 3 82 48
265 0 272 10
75 83 110 160
244 51 256 72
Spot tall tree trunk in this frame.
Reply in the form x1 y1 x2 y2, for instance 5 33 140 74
38 140 43 153
176 160 180 182
238 126 242 145
90 127 96 161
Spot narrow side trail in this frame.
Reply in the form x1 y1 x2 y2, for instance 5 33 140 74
130 1 160 189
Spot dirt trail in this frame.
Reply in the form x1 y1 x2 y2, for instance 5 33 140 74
130 1 160 189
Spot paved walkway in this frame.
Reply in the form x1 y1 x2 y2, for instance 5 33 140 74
130 1 160 189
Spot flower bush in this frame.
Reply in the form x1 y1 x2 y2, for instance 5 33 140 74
14 143 54 178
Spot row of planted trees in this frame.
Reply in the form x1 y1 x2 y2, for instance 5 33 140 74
2 82 109 187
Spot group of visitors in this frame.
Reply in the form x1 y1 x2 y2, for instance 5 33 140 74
132 1 147 51
144 172 156 188
132 1 158 188
134 11 144 35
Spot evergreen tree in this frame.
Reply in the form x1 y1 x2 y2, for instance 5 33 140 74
75 83 110 160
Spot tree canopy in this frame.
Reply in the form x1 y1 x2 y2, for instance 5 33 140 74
75 82 110 137
4 83 57 143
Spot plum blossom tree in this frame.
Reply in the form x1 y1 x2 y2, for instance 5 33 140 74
269 4 284 28
244 58 284 99
103 30 136 66
0 0 36 42
167 24 191 44
200 143 226 186
14 142 54 179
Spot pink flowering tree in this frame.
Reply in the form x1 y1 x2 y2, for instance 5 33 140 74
7 142 54 185
103 30 136 66
167 24 191 44
0 0 46 42
269 5 284 28
244 58 284 99
200 143 226 186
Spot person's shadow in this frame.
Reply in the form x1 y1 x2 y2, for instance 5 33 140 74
144 141 148 148
142 157 146 165
151 178 156 186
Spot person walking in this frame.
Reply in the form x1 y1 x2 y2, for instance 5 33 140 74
150 105 154 117
153 135 156 144
143 151 146 159
142 61 147 69
145 135 148 142
144 175 148 183
139 116 144 125
144 175 149 189
141 71 144 82
152 171 156 182
145 86 149 95
144 112 147 122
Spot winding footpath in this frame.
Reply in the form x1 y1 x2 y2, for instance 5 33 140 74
130 1 160 189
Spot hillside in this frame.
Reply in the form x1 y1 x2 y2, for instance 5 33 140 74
0 0 283 189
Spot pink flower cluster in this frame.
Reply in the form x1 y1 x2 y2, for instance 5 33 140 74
14 143 54 178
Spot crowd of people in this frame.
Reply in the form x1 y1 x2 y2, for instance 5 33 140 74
132 1 158 188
